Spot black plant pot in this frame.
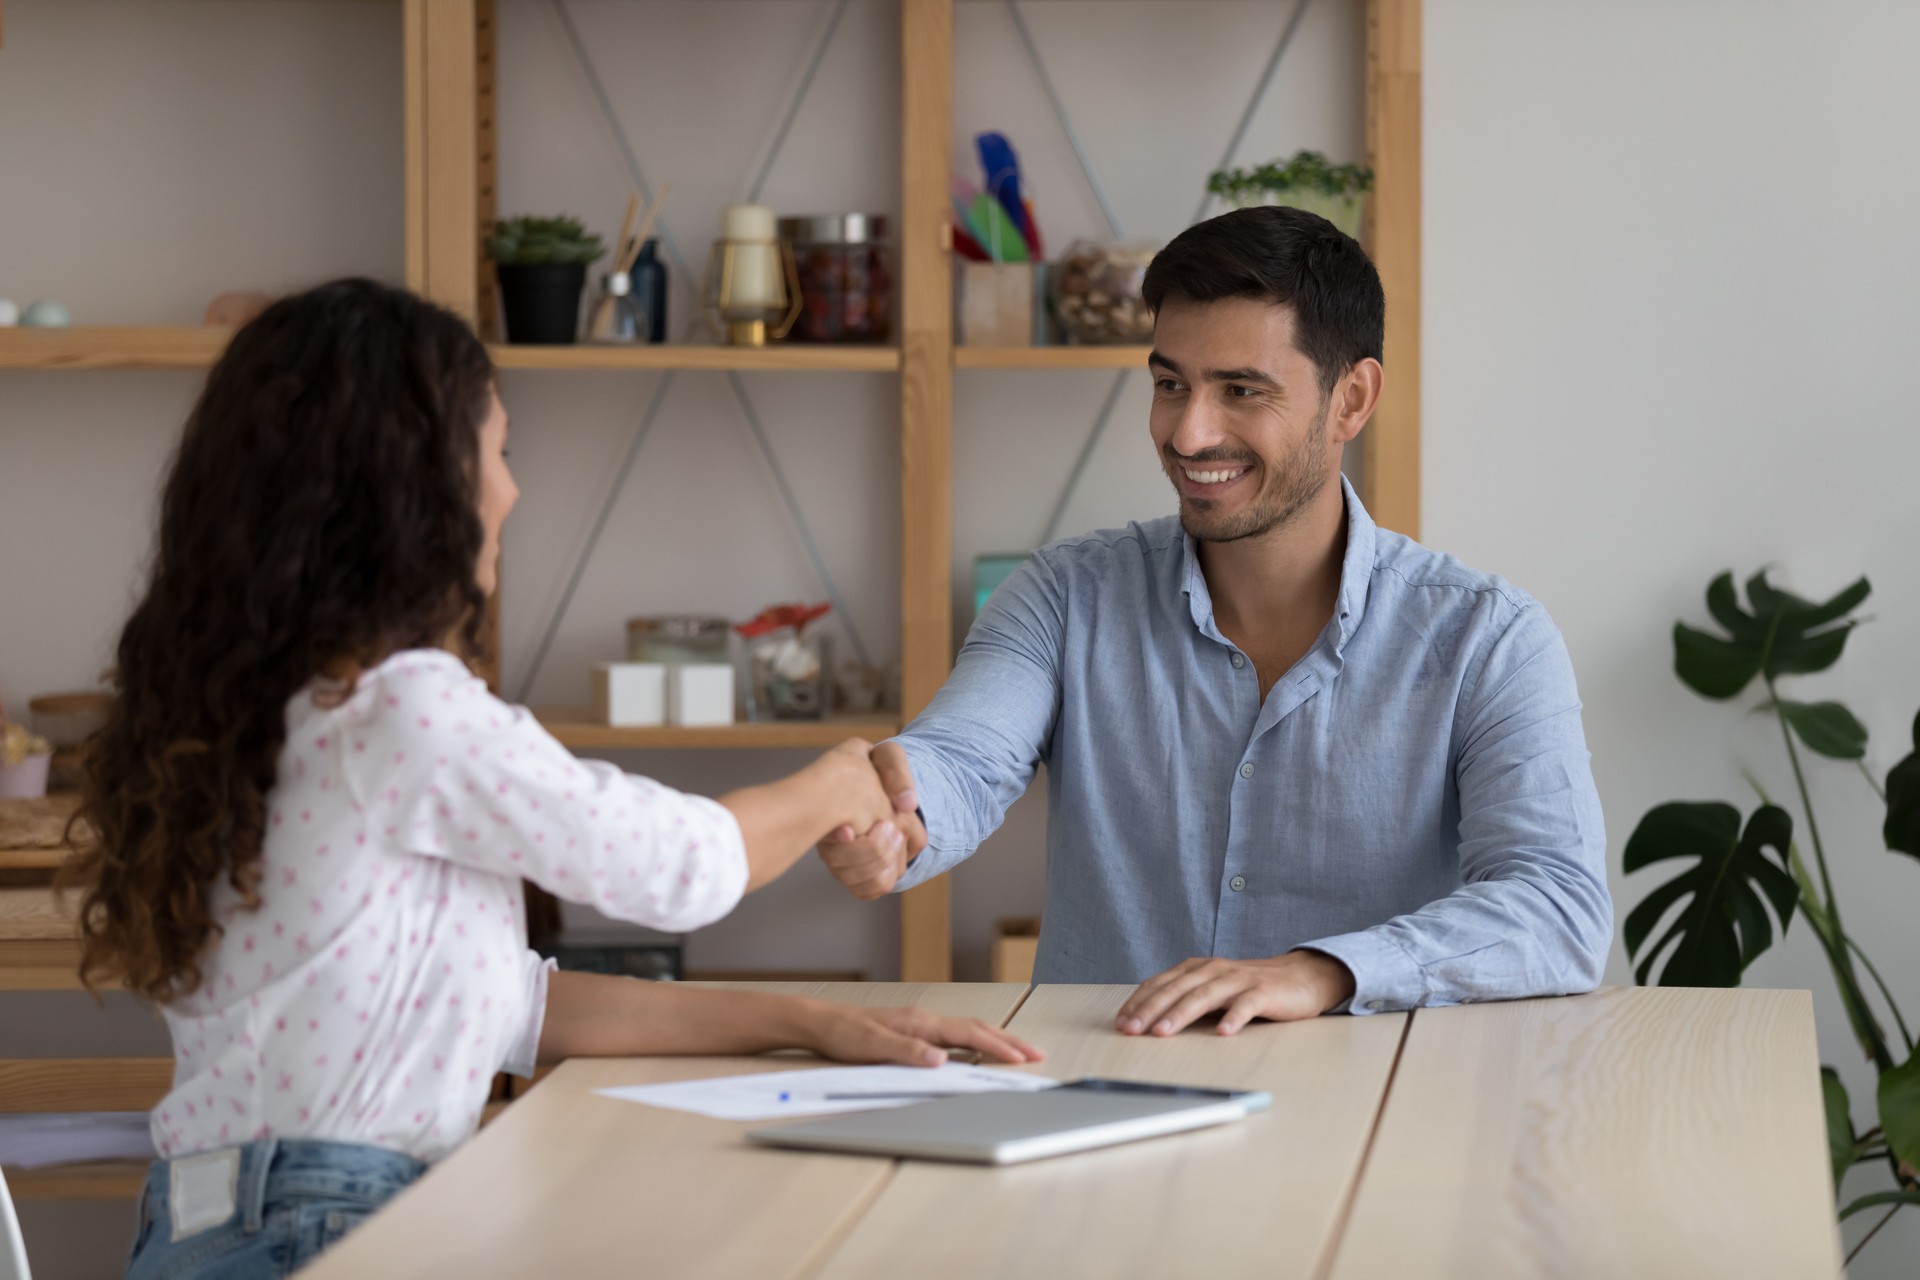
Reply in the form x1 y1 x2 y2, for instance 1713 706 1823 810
495 262 587 345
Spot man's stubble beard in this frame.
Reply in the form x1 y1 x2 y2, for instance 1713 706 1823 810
1172 398 1332 545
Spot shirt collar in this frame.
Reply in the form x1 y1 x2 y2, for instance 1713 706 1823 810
1179 473 1378 655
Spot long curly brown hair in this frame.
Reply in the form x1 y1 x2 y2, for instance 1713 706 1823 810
63 278 496 1002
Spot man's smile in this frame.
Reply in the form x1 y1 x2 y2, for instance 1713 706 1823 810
1174 462 1255 499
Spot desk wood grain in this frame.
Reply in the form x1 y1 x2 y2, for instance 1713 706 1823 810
813 984 1410 1280
1323 987 1841 1278
298 982 1031 1280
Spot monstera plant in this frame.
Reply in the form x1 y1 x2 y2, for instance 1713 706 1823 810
1623 571 1920 1260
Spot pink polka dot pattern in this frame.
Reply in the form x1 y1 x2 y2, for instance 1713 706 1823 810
156 648 749 1165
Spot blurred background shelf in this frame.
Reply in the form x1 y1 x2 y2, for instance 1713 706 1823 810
534 710 901 751
0 331 900 373
490 343 899 372
0 327 231 370
953 345 1151 370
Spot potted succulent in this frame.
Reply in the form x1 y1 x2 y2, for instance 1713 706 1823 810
1205 149 1374 241
0 701 53 799
485 215 607 345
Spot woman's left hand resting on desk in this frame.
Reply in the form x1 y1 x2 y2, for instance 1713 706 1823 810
538 970 1044 1067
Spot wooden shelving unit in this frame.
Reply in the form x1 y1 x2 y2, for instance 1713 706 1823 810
953 345 1152 370
535 711 901 752
0 330 898 375
0 0 1420 986
491 344 898 372
0 326 232 370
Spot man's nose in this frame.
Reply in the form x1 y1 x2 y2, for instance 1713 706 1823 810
1166 397 1231 460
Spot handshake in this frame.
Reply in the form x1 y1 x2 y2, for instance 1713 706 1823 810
811 739 928 899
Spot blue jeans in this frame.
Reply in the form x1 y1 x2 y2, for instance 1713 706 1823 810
125 1139 426 1280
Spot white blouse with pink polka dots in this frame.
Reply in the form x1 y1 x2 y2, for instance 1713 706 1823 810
153 648 748 1164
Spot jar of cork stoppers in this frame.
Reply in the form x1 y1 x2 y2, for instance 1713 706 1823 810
778 215 892 344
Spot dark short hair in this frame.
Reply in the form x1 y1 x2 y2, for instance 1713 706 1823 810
1142 205 1384 395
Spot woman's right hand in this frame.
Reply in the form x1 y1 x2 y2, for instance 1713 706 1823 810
810 737 927 858
804 1001 1045 1068
722 738 925 892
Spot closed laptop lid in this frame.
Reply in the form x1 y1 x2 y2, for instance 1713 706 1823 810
745 1081 1263 1165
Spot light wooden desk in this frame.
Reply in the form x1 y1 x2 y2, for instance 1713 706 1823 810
303 984 1842 1280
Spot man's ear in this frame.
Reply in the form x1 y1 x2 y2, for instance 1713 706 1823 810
1331 358 1384 443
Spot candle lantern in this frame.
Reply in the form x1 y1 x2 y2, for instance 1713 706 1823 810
704 204 802 346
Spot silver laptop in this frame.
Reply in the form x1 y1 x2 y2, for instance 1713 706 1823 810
745 1078 1271 1166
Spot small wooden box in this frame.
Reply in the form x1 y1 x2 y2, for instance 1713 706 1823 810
990 916 1041 984
956 263 1036 346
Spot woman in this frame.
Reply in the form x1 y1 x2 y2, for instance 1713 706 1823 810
64 278 1039 1279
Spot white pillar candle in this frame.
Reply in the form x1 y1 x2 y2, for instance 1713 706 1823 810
719 204 782 310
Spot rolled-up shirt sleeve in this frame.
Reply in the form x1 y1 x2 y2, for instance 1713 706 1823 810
1300 603 1612 1013
893 554 1066 890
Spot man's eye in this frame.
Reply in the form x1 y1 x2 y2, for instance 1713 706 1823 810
1155 378 1183 393
1227 385 1258 398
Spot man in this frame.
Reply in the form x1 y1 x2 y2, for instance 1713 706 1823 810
822 206 1610 1037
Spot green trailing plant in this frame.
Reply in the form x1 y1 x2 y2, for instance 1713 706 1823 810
1622 570 1920 1259
484 215 606 267
1206 150 1373 240
1206 149 1375 203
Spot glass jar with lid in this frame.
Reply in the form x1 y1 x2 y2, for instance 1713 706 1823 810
778 214 892 344
626 615 732 665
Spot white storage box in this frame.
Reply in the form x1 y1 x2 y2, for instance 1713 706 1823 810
592 662 667 727
668 664 735 727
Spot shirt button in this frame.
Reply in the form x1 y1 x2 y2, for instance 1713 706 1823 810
1230 653 1245 669
1238 762 1254 779
1229 875 1247 892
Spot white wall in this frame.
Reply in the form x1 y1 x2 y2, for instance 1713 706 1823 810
1424 3 1920 1272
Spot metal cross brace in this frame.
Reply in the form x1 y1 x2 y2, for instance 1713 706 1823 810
516 0 869 700
1007 0 1313 548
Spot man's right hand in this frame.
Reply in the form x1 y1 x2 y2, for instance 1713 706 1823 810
818 741 923 900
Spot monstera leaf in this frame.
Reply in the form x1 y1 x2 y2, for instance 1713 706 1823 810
1824 1067 1857 1195
1772 700 1870 761
1882 1050 1920 1187
1673 571 1869 700
1887 710 1920 861
1623 802 1798 987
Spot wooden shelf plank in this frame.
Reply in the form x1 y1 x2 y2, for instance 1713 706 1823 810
0 1059 173 1115
0 940 95 991
490 344 899 372
535 710 900 751
0 326 232 370
953 344 1151 369
0 332 901 373
0 846 67 872
4 1160 148 1200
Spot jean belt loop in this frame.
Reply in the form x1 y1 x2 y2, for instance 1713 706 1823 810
240 1137 279 1233
132 1172 153 1241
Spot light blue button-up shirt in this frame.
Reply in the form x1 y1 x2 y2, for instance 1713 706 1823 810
893 478 1611 1012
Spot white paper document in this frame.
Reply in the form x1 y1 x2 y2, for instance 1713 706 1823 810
595 1062 1057 1121
0 1111 157 1169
